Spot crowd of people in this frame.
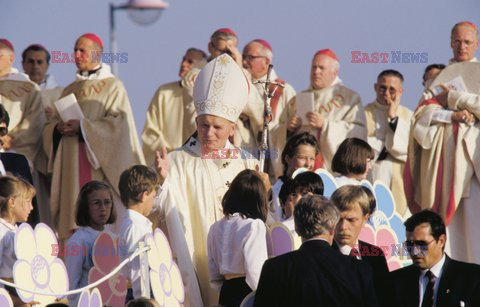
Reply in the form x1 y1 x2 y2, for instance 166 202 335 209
0 19 479 306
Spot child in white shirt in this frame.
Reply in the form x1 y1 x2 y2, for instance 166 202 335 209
0 176 36 305
118 165 159 301
65 180 117 306
207 169 269 307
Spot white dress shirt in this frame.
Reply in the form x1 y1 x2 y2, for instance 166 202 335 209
337 240 362 260
207 213 268 291
418 254 446 307
120 209 153 299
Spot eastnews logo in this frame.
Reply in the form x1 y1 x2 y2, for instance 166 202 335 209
51 51 128 64
353 243 429 257
51 244 128 257
351 51 428 63
201 147 279 160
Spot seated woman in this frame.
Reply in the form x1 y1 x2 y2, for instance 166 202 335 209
207 169 269 307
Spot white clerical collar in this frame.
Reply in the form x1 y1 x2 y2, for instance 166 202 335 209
420 253 446 280
39 74 59 90
448 56 479 65
183 135 234 157
337 240 362 259
76 63 114 81
0 68 31 82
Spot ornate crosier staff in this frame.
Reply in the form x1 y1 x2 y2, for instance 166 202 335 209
253 64 284 171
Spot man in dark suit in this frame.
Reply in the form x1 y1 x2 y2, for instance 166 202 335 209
254 195 378 307
391 210 480 307
331 185 391 307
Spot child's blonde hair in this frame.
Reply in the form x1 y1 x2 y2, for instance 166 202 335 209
0 175 35 217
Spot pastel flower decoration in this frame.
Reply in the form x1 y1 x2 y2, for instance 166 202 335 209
13 223 69 306
314 168 338 198
88 232 127 307
359 224 402 271
145 228 184 307
0 288 13 307
77 288 102 307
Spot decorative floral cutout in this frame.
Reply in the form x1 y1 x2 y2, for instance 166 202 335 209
77 288 102 307
145 228 184 307
314 168 338 198
13 223 69 306
0 288 13 307
267 222 295 257
361 181 412 270
88 232 127 307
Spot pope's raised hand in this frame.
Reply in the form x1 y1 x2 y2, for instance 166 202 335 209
155 147 169 184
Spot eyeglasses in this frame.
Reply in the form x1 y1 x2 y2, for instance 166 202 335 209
89 199 112 209
404 239 436 248
378 85 397 94
243 54 267 61
0 127 8 137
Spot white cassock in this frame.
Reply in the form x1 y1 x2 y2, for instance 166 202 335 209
294 78 367 171
38 74 63 120
365 100 413 217
408 57 480 264
141 81 197 164
160 136 258 306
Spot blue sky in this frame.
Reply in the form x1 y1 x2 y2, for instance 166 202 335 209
2 0 479 134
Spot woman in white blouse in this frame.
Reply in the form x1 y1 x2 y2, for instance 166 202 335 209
207 169 269 307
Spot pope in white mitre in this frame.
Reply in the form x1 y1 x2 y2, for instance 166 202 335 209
43 33 145 241
155 54 260 307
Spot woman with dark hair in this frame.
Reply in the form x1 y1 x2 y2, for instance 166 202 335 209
331 137 374 186
207 169 269 307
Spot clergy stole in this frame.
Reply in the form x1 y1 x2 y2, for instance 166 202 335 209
0 79 45 172
295 85 367 171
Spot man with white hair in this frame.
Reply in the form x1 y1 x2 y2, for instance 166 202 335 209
43 33 145 242
242 39 296 179
406 21 480 264
290 49 367 170
155 54 263 306
142 47 207 164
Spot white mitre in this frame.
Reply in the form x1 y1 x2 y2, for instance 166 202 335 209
193 54 250 122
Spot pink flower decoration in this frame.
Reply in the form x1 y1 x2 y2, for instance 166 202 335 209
359 225 402 271
88 232 127 306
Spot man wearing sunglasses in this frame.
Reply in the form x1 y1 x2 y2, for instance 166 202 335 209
391 210 480 307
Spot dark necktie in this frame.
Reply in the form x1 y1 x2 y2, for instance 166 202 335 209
421 270 436 307
349 247 359 258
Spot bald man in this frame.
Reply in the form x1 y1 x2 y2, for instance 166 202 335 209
406 21 480 264
142 48 207 164
290 49 367 171
43 33 145 242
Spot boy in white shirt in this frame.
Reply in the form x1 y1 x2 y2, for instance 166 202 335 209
118 165 159 301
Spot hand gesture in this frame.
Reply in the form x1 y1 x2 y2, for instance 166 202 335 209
155 147 169 184
306 111 324 129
